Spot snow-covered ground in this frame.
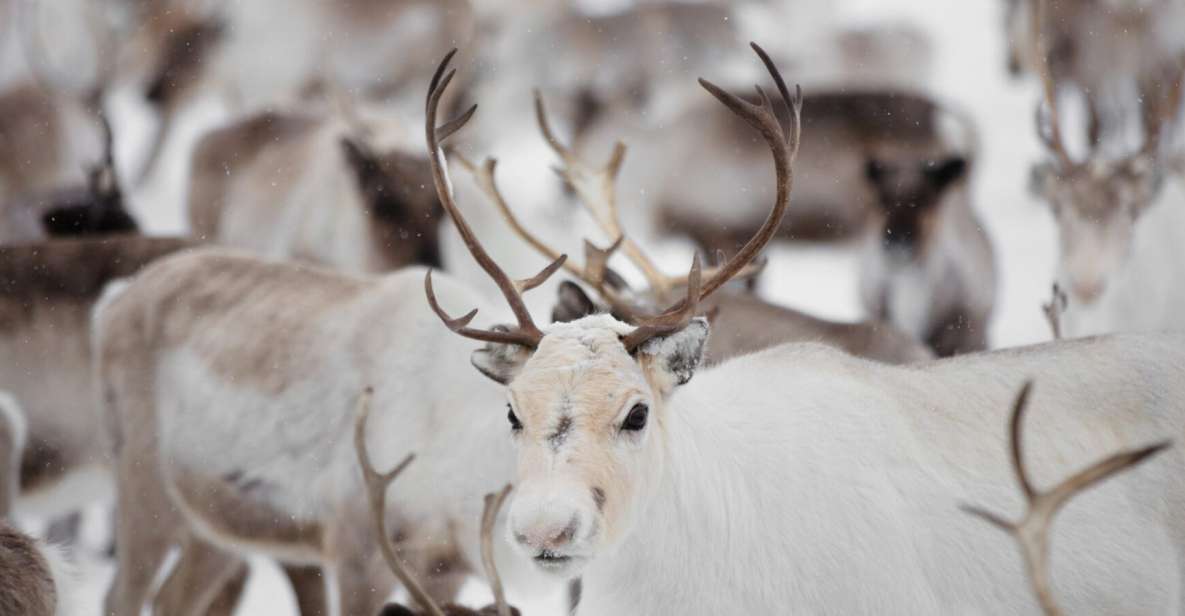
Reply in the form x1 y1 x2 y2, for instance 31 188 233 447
25 0 1073 613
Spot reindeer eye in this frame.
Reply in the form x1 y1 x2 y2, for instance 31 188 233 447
507 405 522 432
621 403 649 432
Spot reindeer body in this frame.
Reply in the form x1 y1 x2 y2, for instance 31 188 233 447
0 237 191 517
858 162 996 356
188 110 443 273
512 325 1185 615
652 90 971 246
95 249 541 616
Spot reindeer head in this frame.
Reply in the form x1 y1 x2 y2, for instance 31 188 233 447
865 155 968 257
1027 0 1183 304
422 45 800 579
341 138 446 268
1031 155 1163 302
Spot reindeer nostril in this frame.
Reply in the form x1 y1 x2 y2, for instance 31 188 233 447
514 532 530 546
551 515 579 547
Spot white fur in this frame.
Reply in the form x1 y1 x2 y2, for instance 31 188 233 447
38 540 76 616
568 336 1180 616
498 317 1185 614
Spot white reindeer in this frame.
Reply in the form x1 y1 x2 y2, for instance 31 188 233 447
1027 0 1185 338
419 47 1185 615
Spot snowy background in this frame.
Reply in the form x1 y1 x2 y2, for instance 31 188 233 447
16 0 1072 613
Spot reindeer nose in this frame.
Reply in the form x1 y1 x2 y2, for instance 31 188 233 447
515 514 580 551
1073 279 1105 304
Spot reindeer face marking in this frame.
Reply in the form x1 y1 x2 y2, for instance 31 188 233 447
865 156 967 258
497 315 704 579
1033 157 1162 304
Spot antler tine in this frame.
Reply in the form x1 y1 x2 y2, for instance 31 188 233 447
481 484 514 616
617 41 798 349
1031 0 1076 170
620 255 702 352
425 50 561 348
534 91 675 296
353 389 447 616
961 381 1172 616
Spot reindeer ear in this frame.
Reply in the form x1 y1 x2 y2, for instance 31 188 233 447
551 281 598 323
471 329 533 385
340 137 378 177
924 156 968 191
636 317 709 392
1029 162 1058 199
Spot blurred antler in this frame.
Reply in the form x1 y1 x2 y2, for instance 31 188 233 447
1031 0 1076 170
423 49 565 349
480 485 514 616
534 92 766 302
451 152 639 317
1140 54 1185 157
619 42 802 352
961 381 1171 616
354 389 447 616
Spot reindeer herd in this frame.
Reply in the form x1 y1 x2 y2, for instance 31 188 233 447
0 0 1183 614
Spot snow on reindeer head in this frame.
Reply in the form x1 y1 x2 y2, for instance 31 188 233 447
421 45 801 579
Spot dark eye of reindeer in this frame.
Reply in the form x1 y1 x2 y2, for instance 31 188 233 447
507 405 522 432
621 403 649 432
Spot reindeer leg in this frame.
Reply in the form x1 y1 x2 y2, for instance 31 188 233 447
153 534 247 616
103 453 180 616
285 564 330 616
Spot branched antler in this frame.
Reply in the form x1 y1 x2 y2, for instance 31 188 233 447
451 151 639 316
423 49 565 349
533 92 767 304
354 388 447 616
961 381 1171 616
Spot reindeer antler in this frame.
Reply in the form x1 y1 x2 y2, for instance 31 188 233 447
533 92 767 304
1031 0 1077 170
961 381 1171 616
619 42 802 352
1140 53 1185 157
451 151 640 317
354 389 447 616
423 50 566 349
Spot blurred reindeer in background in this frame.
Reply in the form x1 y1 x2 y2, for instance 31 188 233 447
1027 0 1185 337
131 0 476 186
0 0 138 244
1003 0 1185 148
858 145 997 357
188 108 444 273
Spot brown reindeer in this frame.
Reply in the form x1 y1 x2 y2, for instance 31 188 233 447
454 92 932 364
188 109 445 273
